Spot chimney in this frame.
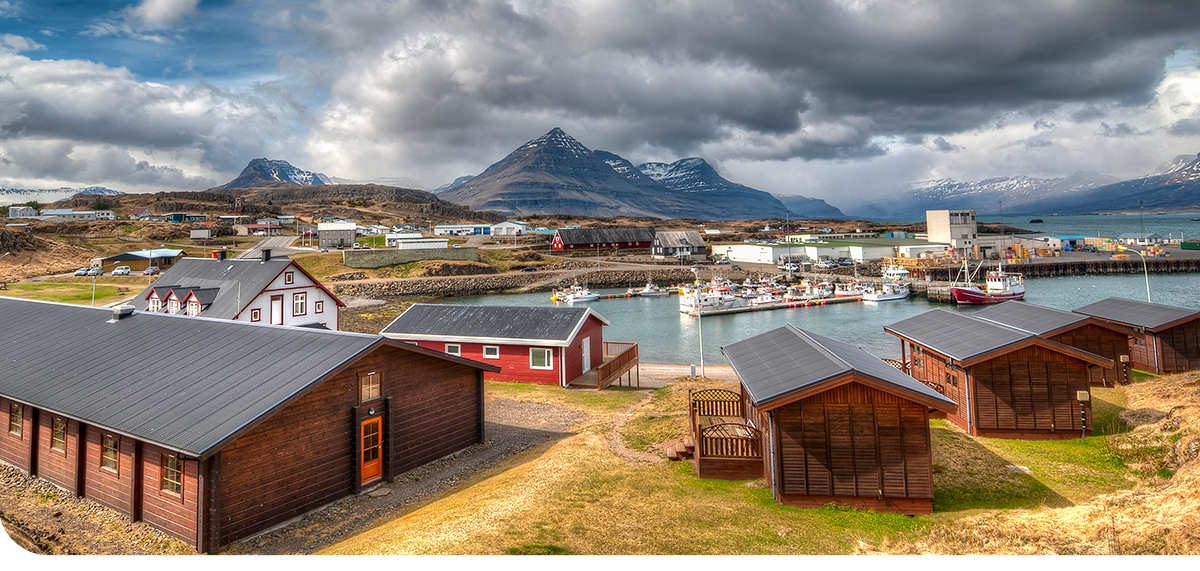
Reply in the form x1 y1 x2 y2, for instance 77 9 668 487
218 250 227 261
261 248 271 263
111 305 135 322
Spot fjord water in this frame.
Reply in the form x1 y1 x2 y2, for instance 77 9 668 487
443 272 1199 366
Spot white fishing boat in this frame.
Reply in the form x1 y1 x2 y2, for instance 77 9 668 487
861 281 910 302
881 266 910 282
552 283 599 303
628 281 669 297
679 288 736 313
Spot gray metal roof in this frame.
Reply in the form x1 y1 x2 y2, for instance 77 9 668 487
1073 297 1200 331
381 304 609 346
884 308 1032 362
0 297 397 458
132 257 340 320
556 227 656 245
971 301 1089 335
722 324 955 409
655 230 706 248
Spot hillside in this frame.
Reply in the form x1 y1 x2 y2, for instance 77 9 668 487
213 158 332 190
847 172 1119 218
1016 153 1200 214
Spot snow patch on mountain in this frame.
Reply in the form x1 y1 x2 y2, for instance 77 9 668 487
252 159 331 186
516 127 593 159
1 186 124 205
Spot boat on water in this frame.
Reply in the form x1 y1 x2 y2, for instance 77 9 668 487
949 261 1025 304
552 283 599 303
1030 219 1044 223
679 287 737 313
881 266 910 282
628 281 669 297
861 281 910 302
834 281 869 297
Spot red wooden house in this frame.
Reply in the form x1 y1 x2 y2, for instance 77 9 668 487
885 308 1111 440
0 297 499 552
381 304 638 388
1074 297 1200 375
973 300 1134 386
711 324 957 515
550 227 655 252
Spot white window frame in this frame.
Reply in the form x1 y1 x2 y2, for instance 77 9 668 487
445 344 461 357
315 300 324 313
530 348 553 370
187 301 200 316
167 298 180 314
293 292 307 316
482 346 500 359
149 297 162 312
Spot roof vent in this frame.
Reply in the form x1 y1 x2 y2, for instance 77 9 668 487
261 248 272 263
111 305 136 322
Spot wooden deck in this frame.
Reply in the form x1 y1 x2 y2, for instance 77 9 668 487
684 388 765 480
567 341 640 389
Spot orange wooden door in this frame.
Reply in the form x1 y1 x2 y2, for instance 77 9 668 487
360 417 382 483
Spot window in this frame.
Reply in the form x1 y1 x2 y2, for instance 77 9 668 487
101 434 119 472
149 297 162 312
187 301 200 316
445 344 461 357
360 371 381 402
483 346 500 359
8 403 21 436
293 292 307 316
161 454 182 495
315 300 324 314
284 271 294 285
531 348 553 370
51 418 66 451
251 308 261 322
167 298 180 314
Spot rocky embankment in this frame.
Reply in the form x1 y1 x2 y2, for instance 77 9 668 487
332 268 698 298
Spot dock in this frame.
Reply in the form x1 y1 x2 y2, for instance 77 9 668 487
687 295 862 316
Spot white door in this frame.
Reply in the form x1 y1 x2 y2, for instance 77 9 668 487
271 295 283 325
581 337 591 371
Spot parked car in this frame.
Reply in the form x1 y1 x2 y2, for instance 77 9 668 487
320 246 329 252
692 263 707 270
816 261 837 269
143 266 160 276
715 258 730 265
839 260 855 266
521 266 539 272
731 264 741 270
86 266 103 276
362 243 371 249
353 242 362 249
452 244 462 248
74 267 90 276
112 266 131 276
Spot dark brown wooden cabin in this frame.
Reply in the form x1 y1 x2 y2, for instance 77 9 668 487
719 324 957 515
973 301 1133 386
0 298 499 553
886 308 1111 440
1074 297 1200 375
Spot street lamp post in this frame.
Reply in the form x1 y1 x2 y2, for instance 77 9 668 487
1117 245 1151 303
91 260 124 306
691 267 705 378
785 209 792 283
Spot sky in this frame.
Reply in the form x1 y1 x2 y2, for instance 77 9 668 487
3 0 1200 210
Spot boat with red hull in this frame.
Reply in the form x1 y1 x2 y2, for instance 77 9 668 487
950 264 1025 304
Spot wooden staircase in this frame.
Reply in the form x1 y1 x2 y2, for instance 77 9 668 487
666 437 695 461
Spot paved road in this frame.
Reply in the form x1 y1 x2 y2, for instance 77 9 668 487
237 235 310 259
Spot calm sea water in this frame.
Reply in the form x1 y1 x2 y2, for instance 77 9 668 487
436 214 1200 366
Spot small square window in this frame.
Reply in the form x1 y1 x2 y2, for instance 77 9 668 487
8 403 21 436
51 418 66 451
101 434 119 472
293 292 307 316
251 308 261 322
161 454 182 496
284 271 294 285
482 346 500 359
360 371 382 402
445 344 461 357
315 300 324 313
530 348 553 370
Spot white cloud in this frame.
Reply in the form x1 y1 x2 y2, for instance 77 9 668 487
124 0 200 31
0 34 45 53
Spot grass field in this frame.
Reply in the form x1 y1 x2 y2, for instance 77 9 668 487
0 280 140 306
320 380 1156 555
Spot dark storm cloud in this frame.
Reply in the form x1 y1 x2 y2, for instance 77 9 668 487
1169 118 1200 135
1100 122 1151 138
932 137 962 153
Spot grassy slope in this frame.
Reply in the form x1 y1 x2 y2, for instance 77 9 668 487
320 381 1148 555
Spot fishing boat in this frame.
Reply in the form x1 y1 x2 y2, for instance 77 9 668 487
861 281 910 302
628 281 669 297
881 266 910 282
552 283 599 303
950 261 1024 304
834 281 868 297
679 288 736 313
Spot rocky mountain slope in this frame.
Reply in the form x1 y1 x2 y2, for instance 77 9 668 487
213 158 332 190
1 186 123 206
637 157 845 218
846 171 1118 218
1015 152 1200 214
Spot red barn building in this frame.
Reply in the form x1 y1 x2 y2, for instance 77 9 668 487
708 325 957 515
0 297 498 552
381 304 636 388
551 227 655 252
1074 297 1200 375
973 301 1134 386
886 308 1111 440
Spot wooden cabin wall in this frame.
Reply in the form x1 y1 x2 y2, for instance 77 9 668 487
904 342 968 429
36 415 81 494
773 380 933 514
1128 334 1156 373
970 345 1091 439
1050 325 1130 385
81 427 136 517
1157 320 1200 374
139 443 200 546
385 349 484 475
0 398 34 473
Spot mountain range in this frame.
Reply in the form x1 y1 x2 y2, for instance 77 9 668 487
213 158 333 190
0 185 123 205
439 128 844 220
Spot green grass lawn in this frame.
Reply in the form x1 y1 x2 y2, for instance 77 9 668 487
0 281 139 306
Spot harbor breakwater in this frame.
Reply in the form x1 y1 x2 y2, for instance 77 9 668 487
331 268 698 298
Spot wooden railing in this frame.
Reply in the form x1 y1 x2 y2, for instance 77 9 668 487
596 342 638 389
699 423 762 458
689 388 742 417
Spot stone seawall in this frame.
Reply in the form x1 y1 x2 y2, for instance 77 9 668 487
332 268 697 298
342 247 479 268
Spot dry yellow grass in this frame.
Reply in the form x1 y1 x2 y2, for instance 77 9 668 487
860 371 1200 555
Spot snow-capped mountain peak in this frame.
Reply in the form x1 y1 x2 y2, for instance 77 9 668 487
516 127 593 158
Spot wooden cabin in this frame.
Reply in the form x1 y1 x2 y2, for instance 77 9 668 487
0 298 499 552
1074 297 1200 375
886 309 1111 440
973 301 1133 386
716 324 956 515
381 304 639 389
551 227 655 252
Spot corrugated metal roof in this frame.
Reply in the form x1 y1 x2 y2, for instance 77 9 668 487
132 258 304 319
1073 297 1200 330
884 308 1032 361
972 301 1089 335
556 227 656 245
102 248 186 261
722 324 955 409
655 230 706 248
0 297 388 457
381 304 608 346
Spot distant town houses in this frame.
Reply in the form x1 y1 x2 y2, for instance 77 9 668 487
133 250 345 330
432 221 530 237
652 230 707 260
234 223 283 236
6 205 37 218
36 208 116 221
100 248 188 273
317 221 356 248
